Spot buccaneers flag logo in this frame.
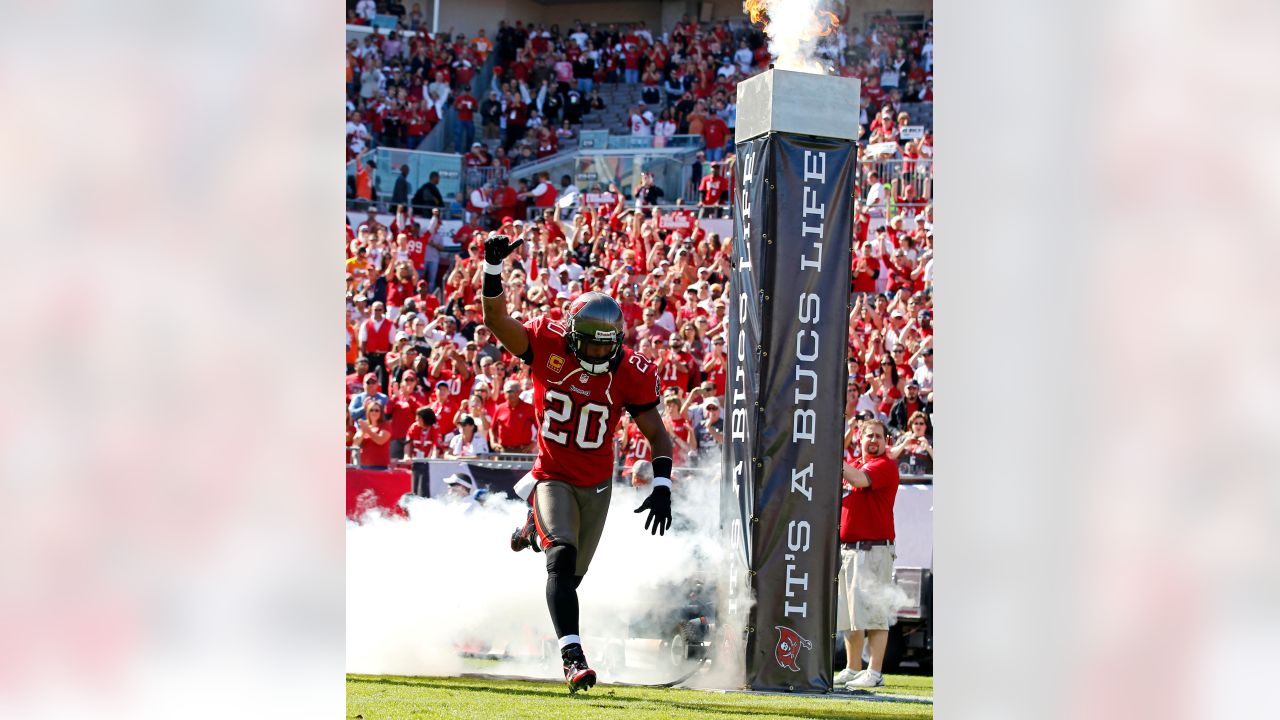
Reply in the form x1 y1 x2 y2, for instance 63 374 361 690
773 625 812 672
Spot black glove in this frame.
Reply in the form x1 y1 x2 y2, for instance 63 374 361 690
484 232 524 265
633 485 672 536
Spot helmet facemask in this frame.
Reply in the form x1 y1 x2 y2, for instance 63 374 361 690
565 291 626 374
567 326 622 374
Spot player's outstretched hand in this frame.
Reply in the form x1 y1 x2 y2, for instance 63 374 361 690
484 232 524 265
633 485 672 536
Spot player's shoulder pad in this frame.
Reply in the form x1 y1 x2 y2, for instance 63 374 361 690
541 318 568 338
523 315 556 340
620 349 662 408
620 349 660 379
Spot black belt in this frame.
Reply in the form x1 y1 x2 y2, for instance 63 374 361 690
842 540 894 550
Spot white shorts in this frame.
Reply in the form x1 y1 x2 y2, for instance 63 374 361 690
836 544 897 632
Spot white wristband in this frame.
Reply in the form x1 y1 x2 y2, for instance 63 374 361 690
484 261 504 275
651 476 672 489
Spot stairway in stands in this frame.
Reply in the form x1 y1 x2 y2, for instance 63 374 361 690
578 82 646 134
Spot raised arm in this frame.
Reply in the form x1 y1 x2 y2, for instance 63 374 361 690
480 231 531 359
842 463 871 488
427 209 444 249
887 435 910 460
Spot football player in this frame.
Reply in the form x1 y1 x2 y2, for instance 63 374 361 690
480 231 675 694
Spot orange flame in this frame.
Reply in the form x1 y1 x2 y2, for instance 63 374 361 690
745 3 841 36
816 10 841 37
745 0 768 25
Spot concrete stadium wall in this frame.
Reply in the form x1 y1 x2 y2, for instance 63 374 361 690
439 0 667 36
701 0 933 26
436 0 931 37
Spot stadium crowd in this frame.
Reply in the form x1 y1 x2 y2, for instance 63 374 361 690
345 6 934 478
346 5 932 202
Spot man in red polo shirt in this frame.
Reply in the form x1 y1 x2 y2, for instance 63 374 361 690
835 418 901 690
697 163 729 219
490 379 537 453
701 112 729 162
453 88 478 152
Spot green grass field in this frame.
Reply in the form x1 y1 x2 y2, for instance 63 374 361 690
347 673 933 719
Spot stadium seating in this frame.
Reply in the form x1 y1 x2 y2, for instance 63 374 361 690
346 8 935 474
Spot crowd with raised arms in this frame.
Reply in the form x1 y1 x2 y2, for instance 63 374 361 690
345 5 934 477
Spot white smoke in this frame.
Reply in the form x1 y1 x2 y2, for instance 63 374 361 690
747 0 841 75
346 464 748 688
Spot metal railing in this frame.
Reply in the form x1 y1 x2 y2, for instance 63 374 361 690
346 450 933 484
526 202 733 222
598 134 704 151
346 146 466 212
861 12 932 33
856 158 933 211
460 150 704 207
464 165 509 192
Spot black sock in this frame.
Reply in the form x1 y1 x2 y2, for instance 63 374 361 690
545 545 579 639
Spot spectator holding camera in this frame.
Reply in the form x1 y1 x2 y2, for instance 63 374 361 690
693 397 723 460
888 410 933 475
458 391 493 437
445 414 490 458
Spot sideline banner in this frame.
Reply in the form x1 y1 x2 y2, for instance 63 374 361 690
417 460 526 499
725 132 856 692
346 467 412 519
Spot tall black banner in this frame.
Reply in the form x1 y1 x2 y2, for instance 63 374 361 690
722 133 855 692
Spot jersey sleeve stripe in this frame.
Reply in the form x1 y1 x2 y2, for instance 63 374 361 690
624 399 660 416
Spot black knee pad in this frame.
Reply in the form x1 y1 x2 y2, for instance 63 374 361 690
545 543 577 577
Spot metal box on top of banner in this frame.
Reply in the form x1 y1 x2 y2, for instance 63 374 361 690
734 68 862 144
721 131 856 692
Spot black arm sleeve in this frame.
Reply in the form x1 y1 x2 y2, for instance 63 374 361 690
625 399 660 417
483 273 504 298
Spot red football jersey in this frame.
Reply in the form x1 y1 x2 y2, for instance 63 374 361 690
666 415 692 466
405 234 427 269
622 422 652 470
405 421 443 459
657 350 692 393
701 353 727 397
699 175 729 205
522 316 661 486
388 390 429 440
